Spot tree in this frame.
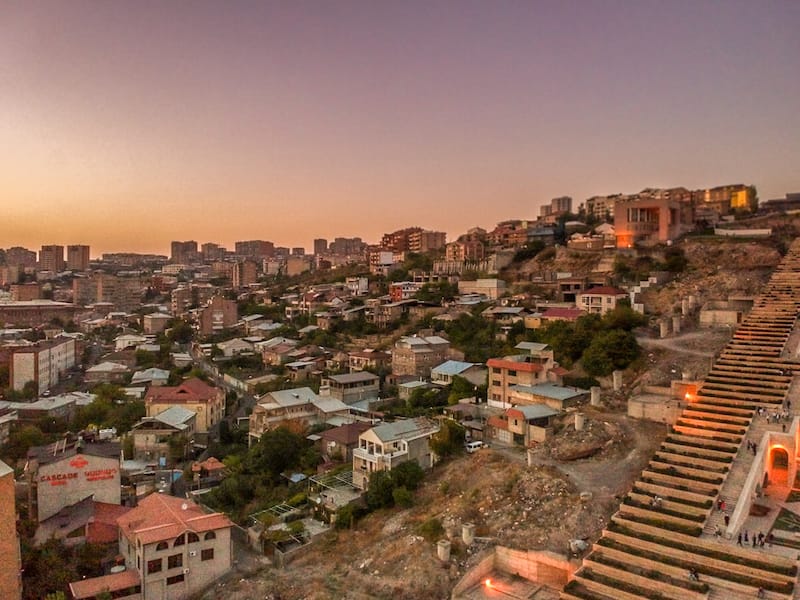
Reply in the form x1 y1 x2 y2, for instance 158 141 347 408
429 419 466 459
582 329 640 376
366 470 395 510
167 320 194 344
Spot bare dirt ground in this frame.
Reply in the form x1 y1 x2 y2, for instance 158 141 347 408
204 409 665 600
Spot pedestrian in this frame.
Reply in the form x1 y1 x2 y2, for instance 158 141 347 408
752 536 757 547
744 530 749 543
757 586 766 598
783 423 786 433
724 513 730 527
788 400 792 410
721 500 726 512
737 532 742 545
717 498 723 511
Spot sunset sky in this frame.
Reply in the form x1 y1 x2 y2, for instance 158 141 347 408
2 1 799 256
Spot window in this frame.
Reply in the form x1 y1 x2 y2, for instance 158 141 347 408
156 541 168 551
492 380 501 387
204 531 216 541
174 534 185 546
187 532 199 543
166 574 185 585
201 548 214 561
168 554 183 569
508 370 517 377
147 558 162 574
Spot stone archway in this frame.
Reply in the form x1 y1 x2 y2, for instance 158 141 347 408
770 446 790 486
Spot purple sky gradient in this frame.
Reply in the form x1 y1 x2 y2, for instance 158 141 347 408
2 1 799 255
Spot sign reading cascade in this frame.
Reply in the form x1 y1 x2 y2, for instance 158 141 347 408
39 455 118 486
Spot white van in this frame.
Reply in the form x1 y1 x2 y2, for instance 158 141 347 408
465 441 485 453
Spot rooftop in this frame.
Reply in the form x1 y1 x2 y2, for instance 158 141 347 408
432 360 482 376
117 492 233 545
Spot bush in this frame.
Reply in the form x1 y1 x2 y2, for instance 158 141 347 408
392 486 414 508
417 517 444 542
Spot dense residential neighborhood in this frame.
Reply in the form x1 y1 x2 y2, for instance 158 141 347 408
3 193 800 599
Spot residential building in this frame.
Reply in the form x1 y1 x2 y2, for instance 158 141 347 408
248 387 351 444
614 193 693 247
487 404 561 446
487 342 557 406
5 246 37 267
67 245 91 271
431 360 487 387
389 280 423 302
585 193 629 221
352 418 439 489
313 238 328 255
231 260 259 288
457 278 506 300
85 361 132 384
0 299 79 327
576 286 628 315
25 439 121 522
10 283 41 301
198 296 238 336
39 244 65 272
130 406 197 465
10 337 76 395
328 237 365 256
235 239 274 258
349 349 391 373
286 255 313 276
381 226 423 252
143 312 171 334
131 368 171 387
445 240 485 262
70 494 233 600
408 229 446 253
201 242 226 261
391 335 451 378
319 421 372 463
145 378 225 434
507 382 588 411
321 372 380 405
170 240 199 264
0 460 21 600
34 496 130 547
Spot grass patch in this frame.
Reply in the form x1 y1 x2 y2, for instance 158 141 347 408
772 507 800 533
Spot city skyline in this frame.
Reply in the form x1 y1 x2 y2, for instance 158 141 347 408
2 1 799 255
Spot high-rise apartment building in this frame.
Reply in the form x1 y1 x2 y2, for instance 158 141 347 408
66 245 90 271
39 245 65 272
234 240 274 258
291 247 305 256
201 242 226 261
231 260 258 288
170 240 199 264
328 237 365 256
5 246 37 267
408 230 446 253
313 238 328 255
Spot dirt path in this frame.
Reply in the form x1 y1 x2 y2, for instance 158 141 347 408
637 330 719 357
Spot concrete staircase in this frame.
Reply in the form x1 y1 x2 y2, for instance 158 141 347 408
561 238 800 600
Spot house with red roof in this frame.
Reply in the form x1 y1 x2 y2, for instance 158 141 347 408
576 286 628 315
69 493 233 600
144 378 224 434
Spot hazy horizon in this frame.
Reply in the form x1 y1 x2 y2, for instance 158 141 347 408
3 1 799 255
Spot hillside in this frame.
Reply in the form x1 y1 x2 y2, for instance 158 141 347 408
206 412 665 600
